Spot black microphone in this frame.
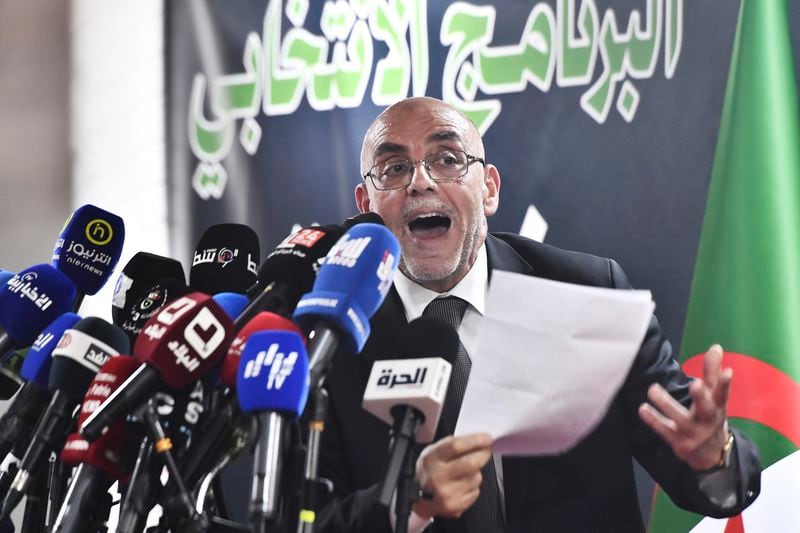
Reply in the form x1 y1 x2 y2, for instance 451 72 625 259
235 225 346 330
362 318 460 511
112 251 186 327
118 278 193 345
0 317 129 519
191 223 260 295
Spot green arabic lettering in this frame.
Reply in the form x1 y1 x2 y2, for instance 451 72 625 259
557 0 599 87
307 19 373 109
264 0 309 115
440 3 500 135
370 0 413 104
665 0 682 78
188 74 234 167
475 3 556 94
580 0 662 123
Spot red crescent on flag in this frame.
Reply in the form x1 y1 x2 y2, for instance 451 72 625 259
682 351 800 446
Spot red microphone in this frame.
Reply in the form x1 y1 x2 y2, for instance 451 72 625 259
53 356 141 533
220 311 306 388
79 292 234 441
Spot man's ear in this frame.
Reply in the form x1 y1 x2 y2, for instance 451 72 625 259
483 164 501 216
355 182 371 213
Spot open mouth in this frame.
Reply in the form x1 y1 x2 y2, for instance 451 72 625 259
408 213 452 238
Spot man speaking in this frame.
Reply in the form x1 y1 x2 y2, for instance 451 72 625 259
316 97 761 532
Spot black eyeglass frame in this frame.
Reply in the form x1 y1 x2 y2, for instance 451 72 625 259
362 150 486 191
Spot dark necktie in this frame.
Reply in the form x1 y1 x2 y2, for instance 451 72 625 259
423 296 504 533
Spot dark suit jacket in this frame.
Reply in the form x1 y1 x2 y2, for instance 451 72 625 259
315 233 761 532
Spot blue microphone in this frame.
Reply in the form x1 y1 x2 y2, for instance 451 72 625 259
237 330 309 530
0 313 82 488
213 292 249 320
20 313 82 387
0 264 78 360
293 223 399 389
0 271 14 287
51 204 125 297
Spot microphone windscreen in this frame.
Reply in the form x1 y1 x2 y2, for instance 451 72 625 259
133 292 234 388
20 312 82 387
119 279 192 345
0 270 14 286
213 292 249 319
293 223 400 353
256 225 345 301
343 211 385 228
61 355 140 477
401 317 460 365
221 312 305 388
0 264 78 345
112 252 185 326
48 317 130 402
190 224 260 294
236 330 309 416
51 204 125 295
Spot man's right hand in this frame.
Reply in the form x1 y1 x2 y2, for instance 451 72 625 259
412 433 493 520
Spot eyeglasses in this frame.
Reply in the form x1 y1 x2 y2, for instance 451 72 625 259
362 150 485 191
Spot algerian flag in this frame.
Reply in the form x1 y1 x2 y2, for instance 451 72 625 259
648 0 800 531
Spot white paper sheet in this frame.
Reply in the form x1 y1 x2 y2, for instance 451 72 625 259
454 270 655 455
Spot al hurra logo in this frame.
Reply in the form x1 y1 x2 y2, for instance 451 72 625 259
85 219 113 246
188 0 684 200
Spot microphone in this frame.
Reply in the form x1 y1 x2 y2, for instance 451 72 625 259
213 292 249 321
221 311 306 388
52 355 142 533
0 264 78 360
190 223 260 295
51 204 126 296
1 317 130 518
236 330 310 531
0 313 82 463
173 311 305 502
236 225 346 329
363 318 460 510
112 251 185 326
293 223 400 389
0 270 14 286
80 292 234 441
119 279 193 344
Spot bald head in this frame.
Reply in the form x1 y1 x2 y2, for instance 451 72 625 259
360 97 485 176
354 96 501 292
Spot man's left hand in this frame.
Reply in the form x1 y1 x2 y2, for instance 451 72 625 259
638 344 732 471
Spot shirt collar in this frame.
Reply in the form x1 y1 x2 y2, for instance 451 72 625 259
393 243 488 322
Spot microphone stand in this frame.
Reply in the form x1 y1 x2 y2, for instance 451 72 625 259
297 387 333 533
21 468 48 533
378 407 426 533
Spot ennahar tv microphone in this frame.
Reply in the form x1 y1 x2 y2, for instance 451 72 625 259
119 279 193 345
51 204 125 299
190 223 260 295
293 223 400 390
112 251 185 326
0 264 78 361
236 330 310 531
80 292 234 441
